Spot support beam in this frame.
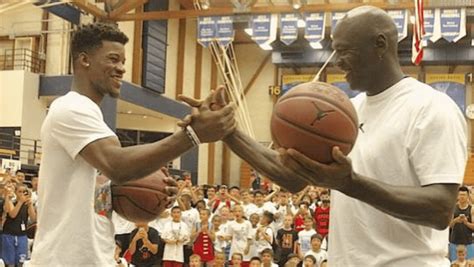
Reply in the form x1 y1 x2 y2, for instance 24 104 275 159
175 19 187 99
116 2 417 21
243 53 271 95
71 0 107 19
131 5 143 84
108 0 148 19
221 144 231 186
208 59 218 184
177 0 195 10
194 44 203 99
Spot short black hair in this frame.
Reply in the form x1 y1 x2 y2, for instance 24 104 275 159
311 233 323 242
71 23 128 61
171 206 181 212
459 186 470 193
250 256 261 263
304 254 316 263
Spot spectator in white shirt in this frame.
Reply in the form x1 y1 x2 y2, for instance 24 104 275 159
162 206 190 267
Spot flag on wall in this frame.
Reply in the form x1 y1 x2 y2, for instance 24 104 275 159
412 0 424 65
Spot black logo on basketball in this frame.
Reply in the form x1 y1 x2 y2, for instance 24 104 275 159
310 102 335 126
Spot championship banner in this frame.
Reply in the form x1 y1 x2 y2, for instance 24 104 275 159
215 16 234 47
197 16 216 47
304 12 326 49
280 13 298 46
330 12 345 38
426 73 466 112
440 8 466 43
423 9 441 45
251 14 277 48
1 159 21 174
281 74 313 96
326 74 359 98
387 10 408 42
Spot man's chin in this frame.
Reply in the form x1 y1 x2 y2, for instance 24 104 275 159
109 89 120 98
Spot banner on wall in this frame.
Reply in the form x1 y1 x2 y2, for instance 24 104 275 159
1 159 21 174
197 16 216 47
440 8 466 42
330 12 345 38
281 74 313 96
251 14 277 48
280 13 298 46
423 9 442 45
426 73 466 112
215 16 234 47
304 12 326 49
326 74 359 98
387 10 408 42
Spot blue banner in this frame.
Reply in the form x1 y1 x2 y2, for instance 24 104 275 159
423 9 435 43
440 8 465 42
215 16 234 47
304 12 325 48
280 13 298 46
197 17 216 47
330 12 345 37
252 14 272 45
388 10 408 42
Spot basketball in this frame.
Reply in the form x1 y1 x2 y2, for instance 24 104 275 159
270 81 359 163
111 169 171 222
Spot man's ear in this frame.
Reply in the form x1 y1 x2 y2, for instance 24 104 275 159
78 52 91 68
375 34 388 59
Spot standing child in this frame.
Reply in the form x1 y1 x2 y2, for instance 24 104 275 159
276 215 299 266
162 206 191 267
304 234 327 267
226 205 252 260
192 209 215 265
243 213 260 265
297 216 316 259
255 211 274 255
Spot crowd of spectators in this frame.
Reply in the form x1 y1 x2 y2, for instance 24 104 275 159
1 168 474 267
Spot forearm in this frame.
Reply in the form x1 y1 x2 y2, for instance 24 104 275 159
128 239 138 255
223 130 306 193
28 205 36 221
464 221 474 230
8 202 23 218
341 173 458 230
107 131 194 184
143 239 158 254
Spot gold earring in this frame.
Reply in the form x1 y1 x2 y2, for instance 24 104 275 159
85 63 90 67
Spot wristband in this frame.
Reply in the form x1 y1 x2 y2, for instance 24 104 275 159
185 125 201 146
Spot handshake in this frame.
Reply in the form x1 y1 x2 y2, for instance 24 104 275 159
178 86 237 145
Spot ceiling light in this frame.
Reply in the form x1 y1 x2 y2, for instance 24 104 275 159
260 44 273 50
291 0 302 10
244 28 253 35
199 0 210 10
127 110 132 114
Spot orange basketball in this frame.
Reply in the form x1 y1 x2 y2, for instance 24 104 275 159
270 81 358 163
111 170 171 222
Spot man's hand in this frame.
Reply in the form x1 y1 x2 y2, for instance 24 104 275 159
278 146 353 192
178 86 236 143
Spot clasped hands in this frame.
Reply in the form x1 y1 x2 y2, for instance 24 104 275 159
178 86 354 192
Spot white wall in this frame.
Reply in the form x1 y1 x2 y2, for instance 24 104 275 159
0 70 25 126
116 115 177 133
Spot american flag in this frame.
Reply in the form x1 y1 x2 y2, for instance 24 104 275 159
412 0 424 65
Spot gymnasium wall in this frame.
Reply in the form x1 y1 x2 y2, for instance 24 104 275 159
0 71 25 127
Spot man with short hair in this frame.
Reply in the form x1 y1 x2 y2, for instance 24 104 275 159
449 186 474 261
30 22 236 266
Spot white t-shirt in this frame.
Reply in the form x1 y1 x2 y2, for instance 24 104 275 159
112 211 134 235
298 229 317 256
215 221 230 252
162 221 190 262
182 208 200 231
243 203 258 218
255 226 273 255
30 91 117 266
226 220 252 259
243 226 259 261
305 249 328 267
329 78 467 267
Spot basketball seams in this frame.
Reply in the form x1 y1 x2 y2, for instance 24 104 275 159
279 93 358 126
273 115 355 146
111 183 167 193
274 99 358 144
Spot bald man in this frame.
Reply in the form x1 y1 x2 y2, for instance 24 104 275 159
180 6 467 266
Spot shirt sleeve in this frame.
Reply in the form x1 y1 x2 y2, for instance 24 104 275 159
406 92 467 185
50 99 116 160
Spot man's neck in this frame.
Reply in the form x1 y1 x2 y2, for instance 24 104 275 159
71 76 103 105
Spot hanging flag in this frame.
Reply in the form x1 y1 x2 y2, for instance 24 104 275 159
330 12 345 38
412 0 424 65
388 10 408 42
197 17 216 48
215 16 234 47
440 8 466 43
430 9 442 43
280 13 298 46
251 14 277 49
304 12 325 49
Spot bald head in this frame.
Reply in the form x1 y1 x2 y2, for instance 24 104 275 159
334 6 399 56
